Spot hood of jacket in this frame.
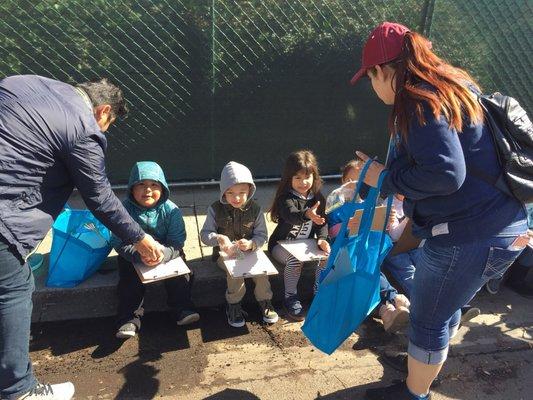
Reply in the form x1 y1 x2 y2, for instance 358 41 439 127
219 161 256 204
127 161 170 209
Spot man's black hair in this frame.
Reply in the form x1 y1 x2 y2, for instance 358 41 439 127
76 77 128 119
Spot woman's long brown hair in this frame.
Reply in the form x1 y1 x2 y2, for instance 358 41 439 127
269 150 323 223
377 31 483 139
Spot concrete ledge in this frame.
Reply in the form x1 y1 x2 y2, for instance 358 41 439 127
32 254 317 322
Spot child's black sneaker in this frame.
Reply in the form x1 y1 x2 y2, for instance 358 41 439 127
258 300 279 324
283 295 305 321
115 322 137 339
226 302 247 328
177 310 200 326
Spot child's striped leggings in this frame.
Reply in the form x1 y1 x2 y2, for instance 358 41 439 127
271 244 325 298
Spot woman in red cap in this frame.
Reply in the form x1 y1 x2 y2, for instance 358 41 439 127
352 22 528 399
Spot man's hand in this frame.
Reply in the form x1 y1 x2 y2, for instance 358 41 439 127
236 239 253 251
355 151 385 187
317 239 331 255
135 234 164 263
305 201 326 225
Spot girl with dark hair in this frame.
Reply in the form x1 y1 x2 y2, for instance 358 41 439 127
268 150 330 321
352 22 528 399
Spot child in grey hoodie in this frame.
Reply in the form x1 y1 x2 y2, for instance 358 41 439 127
200 161 278 327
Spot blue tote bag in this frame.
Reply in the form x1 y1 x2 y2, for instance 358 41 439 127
47 208 112 288
301 161 393 354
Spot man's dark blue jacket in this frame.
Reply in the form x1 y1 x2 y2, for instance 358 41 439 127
0 75 144 260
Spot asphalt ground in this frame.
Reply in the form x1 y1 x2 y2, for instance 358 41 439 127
29 288 532 400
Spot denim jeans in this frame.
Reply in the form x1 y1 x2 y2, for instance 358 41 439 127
379 272 398 304
0 239 37 399
382 248 421 297
408 235 524 365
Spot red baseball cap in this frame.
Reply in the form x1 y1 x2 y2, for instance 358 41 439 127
350 22 410 85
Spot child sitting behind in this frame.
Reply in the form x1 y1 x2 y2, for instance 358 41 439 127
112 161 198 339
269 150 330 321
200 161 278 328
326 159 364 238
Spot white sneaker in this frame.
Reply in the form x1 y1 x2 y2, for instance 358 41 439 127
379 302 410 333
18 382 75 400
393 294 411 309
116 322 137 339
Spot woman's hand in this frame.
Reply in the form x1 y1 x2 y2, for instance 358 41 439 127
305 201 326 225
317 239 331 255
355 151 386 187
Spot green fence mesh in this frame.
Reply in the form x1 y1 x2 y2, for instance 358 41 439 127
1 0 531 183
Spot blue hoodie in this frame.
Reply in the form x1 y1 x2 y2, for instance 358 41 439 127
111 161 186 263
380 102 527 245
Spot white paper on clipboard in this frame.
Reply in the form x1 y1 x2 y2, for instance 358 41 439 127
221 250 278 278
278 239 329 262
134 256 191 284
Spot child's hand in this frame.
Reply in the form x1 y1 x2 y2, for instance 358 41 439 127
236 239 253 251
216 234 232 252
317 239 330 255
305 201 326 225
387 209 398 231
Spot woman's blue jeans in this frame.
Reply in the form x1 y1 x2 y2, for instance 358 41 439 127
408 235 523 365
0 240 37 399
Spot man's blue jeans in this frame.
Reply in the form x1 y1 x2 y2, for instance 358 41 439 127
0 240 37 399
408 236 523 365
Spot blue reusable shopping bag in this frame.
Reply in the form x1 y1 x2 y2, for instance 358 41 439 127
47 208 112 288
301 161 393 354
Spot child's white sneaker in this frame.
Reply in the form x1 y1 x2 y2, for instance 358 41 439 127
18 382 75 400
379 302 409 333
116 322 137 339
258 300 279 324
393 294 411 309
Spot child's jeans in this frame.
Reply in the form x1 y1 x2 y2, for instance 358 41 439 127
216 256 273 304
379 272 399 304
381 248 421 297
117 256 195 329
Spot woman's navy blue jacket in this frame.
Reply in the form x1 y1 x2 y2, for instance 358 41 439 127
0 75 144 260
380 101 526 245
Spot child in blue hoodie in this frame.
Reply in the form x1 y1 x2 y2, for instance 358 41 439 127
112 161 199 339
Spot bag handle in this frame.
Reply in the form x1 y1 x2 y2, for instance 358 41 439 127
320 162 389 281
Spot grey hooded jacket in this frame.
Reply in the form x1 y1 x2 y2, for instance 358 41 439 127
200 161 268 253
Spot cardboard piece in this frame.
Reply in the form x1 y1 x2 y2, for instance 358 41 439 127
134 256 191 284
348 205 388 236
221 250 278 278
278 239 329 262
389 219 422 256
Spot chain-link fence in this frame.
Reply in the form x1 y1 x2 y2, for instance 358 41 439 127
1 0 531 183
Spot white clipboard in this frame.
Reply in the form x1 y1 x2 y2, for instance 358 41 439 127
134 256 191 284
278 239 329 262
221 250 278 278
